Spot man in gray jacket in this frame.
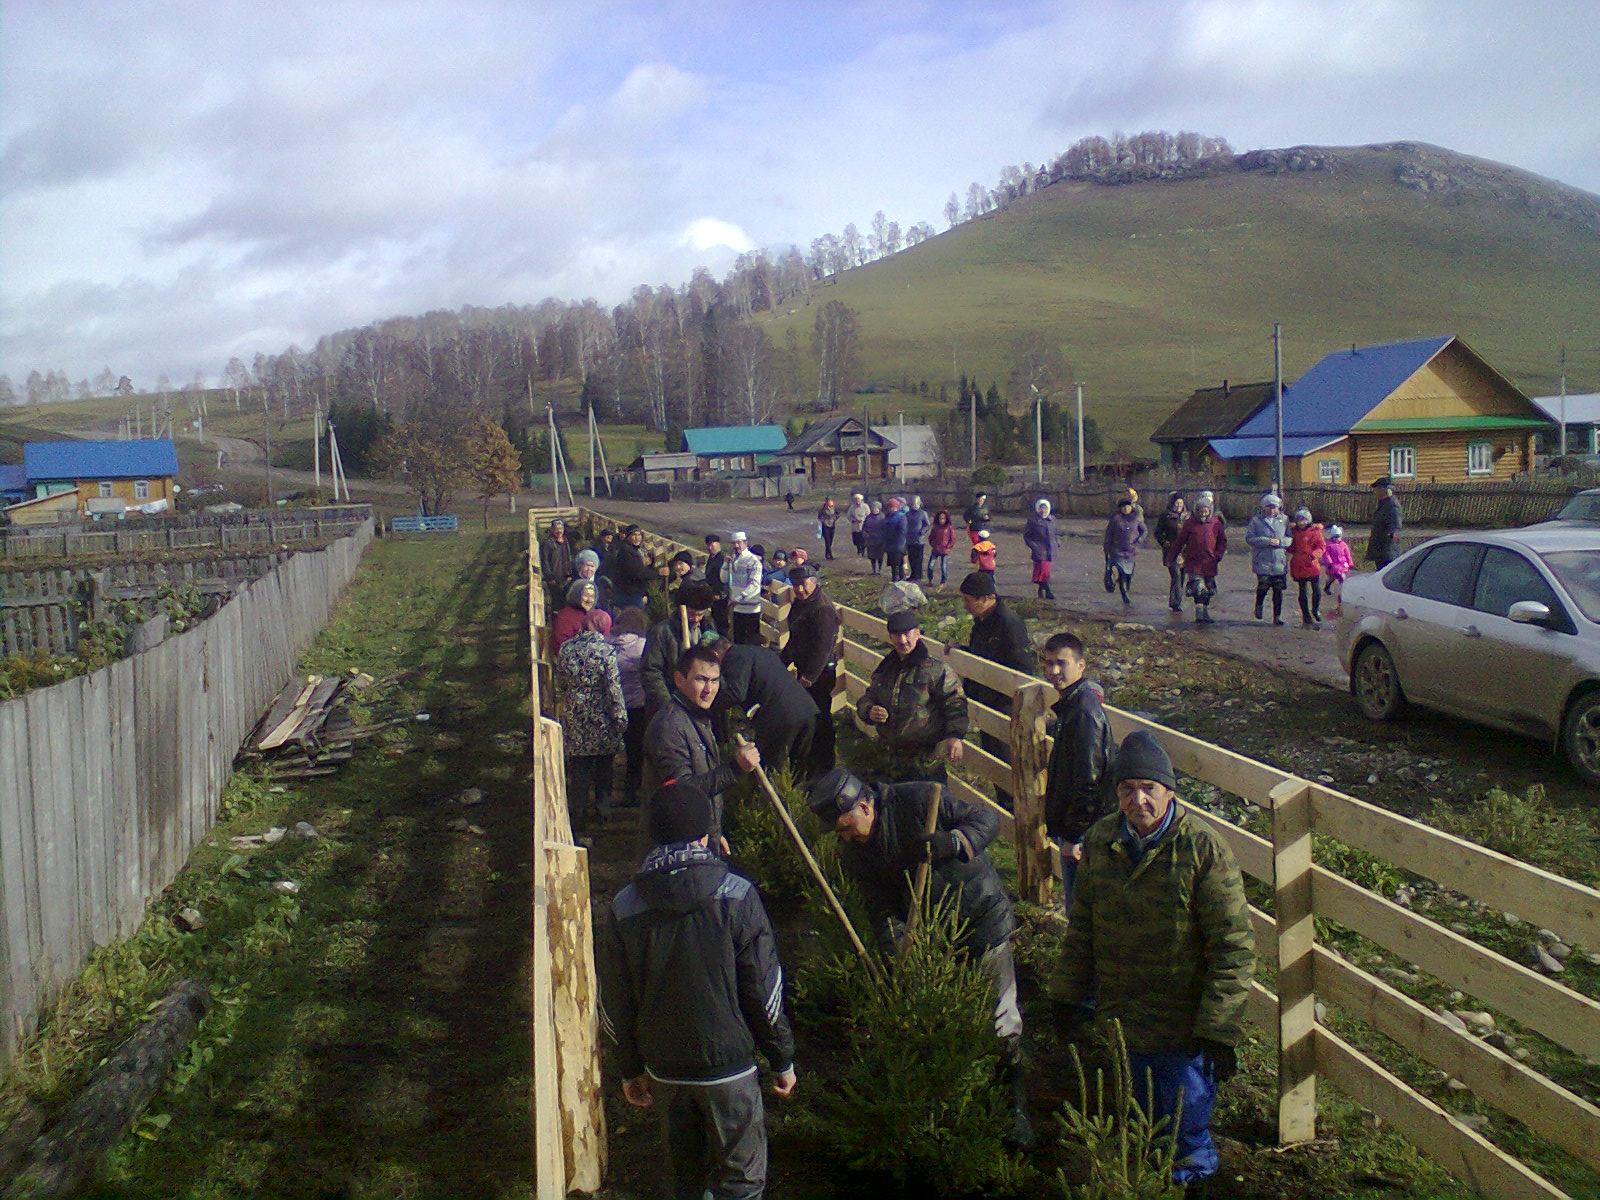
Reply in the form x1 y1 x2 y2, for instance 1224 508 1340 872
643 644 762 852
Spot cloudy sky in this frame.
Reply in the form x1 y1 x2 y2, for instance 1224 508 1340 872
2 0 1596 386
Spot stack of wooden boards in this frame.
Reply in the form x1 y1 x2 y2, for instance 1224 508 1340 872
239 671 367 779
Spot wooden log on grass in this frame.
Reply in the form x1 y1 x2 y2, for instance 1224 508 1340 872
4 980 210 1200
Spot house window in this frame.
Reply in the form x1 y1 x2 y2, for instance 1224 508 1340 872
1466 441 1493 476
1317 458 1343 483
1388 445 1416 479
831 455 844 473
98 481 113 497
134 479 150 499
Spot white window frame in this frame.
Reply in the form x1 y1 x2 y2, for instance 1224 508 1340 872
1388 445 1416 480
1317 458 1343 483
98 480 113 497
1466 441 1493 476
134 479 150 499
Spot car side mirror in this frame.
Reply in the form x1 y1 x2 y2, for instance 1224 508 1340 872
1508 600 1552 626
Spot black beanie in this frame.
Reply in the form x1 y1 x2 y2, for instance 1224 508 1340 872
647 781 714 845
959 571 996 598
1113 731 1176 790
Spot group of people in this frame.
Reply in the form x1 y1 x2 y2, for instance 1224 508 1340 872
813 490 1012 589
579 522 1253 1196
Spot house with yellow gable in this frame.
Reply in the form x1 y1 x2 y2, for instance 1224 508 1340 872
4 439 179 526
1201 336 1552 487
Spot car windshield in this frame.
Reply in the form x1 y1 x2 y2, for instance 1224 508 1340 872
1543 550 1600 623
1554 494 1600 522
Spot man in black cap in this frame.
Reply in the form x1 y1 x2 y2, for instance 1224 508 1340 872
808 767 1031 1147
779 563 841 771
1056 731 1254 1191
704 534 731 634
600 781 797 1200
956 571 1034 809
856 608 968 782
641 581 717 716
666 549 696 607
539 517 575 584
612 524 657 609
1366 476 1403 568
1039 631 1113 914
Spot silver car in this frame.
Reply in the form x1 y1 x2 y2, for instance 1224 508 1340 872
1336 528 1600 784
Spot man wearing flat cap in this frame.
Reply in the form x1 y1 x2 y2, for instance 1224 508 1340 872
1366 476 1403 568
1056 730 1254 1190
957 570 1034 808
780 563 841 771
599 781 796 1200
856 608 968 783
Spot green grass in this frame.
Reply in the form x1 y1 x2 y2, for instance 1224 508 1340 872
0 518 536 1198
760 144 1600 452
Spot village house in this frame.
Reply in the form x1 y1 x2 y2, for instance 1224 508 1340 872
622 451 701 484
5 439 180 526
871 423 940 480
774 415 895 483
1531 392 1600 460
681 425 788 474
1149 380 1275 472
1200 336 1551 486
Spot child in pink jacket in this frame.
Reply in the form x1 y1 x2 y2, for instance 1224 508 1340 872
1322 525 1354 617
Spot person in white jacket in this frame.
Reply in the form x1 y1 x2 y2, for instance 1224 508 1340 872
846 493 871 557
723 531 765 645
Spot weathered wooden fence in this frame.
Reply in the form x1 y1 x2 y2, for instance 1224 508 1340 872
527 506 605 1199
0 505 372 561
584 506 1600 1200
0 519 374 1066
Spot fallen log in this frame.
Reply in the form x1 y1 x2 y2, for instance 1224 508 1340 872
3 980 210 1199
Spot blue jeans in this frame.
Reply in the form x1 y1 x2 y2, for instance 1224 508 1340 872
1126 1050 1219 1184
927 553 948 584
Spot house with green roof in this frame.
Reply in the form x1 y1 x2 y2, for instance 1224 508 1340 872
680 425 788 474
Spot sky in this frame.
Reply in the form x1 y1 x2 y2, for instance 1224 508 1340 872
2 0 1597 386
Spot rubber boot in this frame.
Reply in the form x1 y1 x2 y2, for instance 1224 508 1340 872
1003 1043 1035 1150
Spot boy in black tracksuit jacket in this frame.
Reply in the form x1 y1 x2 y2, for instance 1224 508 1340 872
599 782 796 1199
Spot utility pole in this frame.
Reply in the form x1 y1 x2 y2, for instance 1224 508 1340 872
969 387 977 471
1273 322 1285 495
1559 344 1568 459
313 402 322 492
546 405 560 507
860 406 868 479
897 410 904 479
1074 382 1085 482
263 394 275 506
1032 386 1044 484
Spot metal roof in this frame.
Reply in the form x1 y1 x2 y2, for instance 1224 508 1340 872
24 438 179 479
873 424 937 465
1233 336 1454 439
779 415 894 456
1206 434 1347 460
1532 394 1600 425
0 464 27 494
681 425 788 455
1151 381 1275 443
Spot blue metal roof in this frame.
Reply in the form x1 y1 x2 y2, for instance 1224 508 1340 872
682 425 788 455
1207 435 1346 461
1233 336 1453 439
0 464 28 495
24 438 179 480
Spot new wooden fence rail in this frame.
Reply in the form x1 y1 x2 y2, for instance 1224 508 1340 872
527 507 605 1199
578 506 1600 1200
0 518 374 1067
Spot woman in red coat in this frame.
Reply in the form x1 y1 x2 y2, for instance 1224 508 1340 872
1173 493 1227 625
926 508 957 586
1288 507 1327 628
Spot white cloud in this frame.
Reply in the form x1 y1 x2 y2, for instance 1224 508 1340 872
680 217 754 253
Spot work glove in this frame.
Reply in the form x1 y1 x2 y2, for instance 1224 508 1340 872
918 830 961 864
1197 1039 1237 1084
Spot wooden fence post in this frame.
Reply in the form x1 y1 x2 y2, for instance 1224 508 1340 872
545 842 607 1192
1271 778 1317 1145
1008 682 1055 907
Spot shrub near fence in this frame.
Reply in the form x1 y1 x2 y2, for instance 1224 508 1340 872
0 519 374 1067
583 507 1600 1200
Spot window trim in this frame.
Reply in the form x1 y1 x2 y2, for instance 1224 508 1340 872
1317 457 1343 483
97 480 113 498
1466 440 1494 477
1388 444 1416 480
134 479 150 499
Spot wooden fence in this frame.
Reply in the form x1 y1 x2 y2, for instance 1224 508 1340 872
0 519 374 1066
579 506 1600 1200
527 506 605 1199
0 505 373 561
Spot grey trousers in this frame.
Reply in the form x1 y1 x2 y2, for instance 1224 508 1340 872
655 1071 767 1200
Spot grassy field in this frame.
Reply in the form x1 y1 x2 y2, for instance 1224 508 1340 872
0 520 537 1198
760 144 1600 451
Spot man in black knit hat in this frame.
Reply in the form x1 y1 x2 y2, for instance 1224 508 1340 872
599 781 797 1200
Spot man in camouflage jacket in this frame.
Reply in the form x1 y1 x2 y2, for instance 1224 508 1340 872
1057 730 1253 1188
856 609 968 782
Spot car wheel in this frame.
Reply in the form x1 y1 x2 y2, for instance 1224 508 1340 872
1561 692 1600 787
1353 641 1405 721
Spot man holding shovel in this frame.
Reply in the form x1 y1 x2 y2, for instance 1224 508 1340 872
807 767 1033 1148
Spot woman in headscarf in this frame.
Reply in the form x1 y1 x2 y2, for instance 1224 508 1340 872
1023 497 1059 599
551 578 613 651
1153 492 1189 613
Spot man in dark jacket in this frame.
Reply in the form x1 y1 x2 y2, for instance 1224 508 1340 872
882 496 909 581
704 534 731 634
612 525 657 609
778 564 840 771
590 526 618 576
1040 631 1113 913
711 640 820 774
642 582 716 715
539 519 574 584
857 609 968 782
809 767 1031 1147
958 571 1034 809
1057 732 1254 1189
600 781 796 1200
1367 476 1403 567
642 645 762 849
963 491 991 543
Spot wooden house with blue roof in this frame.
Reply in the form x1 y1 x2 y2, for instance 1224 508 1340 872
5 438 180 525
680 425 788 474
1204 335 1551 486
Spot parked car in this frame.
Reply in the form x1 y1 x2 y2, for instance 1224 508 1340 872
1336 528 1600 784
1524 488 1600 530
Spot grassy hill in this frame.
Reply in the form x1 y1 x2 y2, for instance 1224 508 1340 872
762 142 1600 451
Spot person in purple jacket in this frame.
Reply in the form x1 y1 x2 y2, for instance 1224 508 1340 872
1023 498 1058 599
1102 496 1148 605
